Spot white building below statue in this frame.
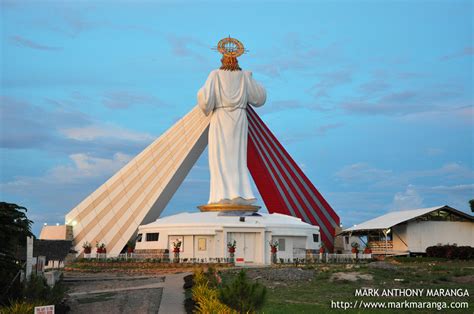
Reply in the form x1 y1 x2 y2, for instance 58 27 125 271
134 211 321 265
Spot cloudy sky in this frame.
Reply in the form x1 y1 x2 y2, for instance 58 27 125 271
1 0 472 236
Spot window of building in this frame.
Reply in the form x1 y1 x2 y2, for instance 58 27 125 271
136 233 142 242
146 233 159 241
313 234 319 242
345 236 349 245
278 238 286 251
198 238 207 251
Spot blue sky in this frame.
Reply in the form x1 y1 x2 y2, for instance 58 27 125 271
1 0 472 236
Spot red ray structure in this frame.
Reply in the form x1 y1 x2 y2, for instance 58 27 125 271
247 107 340 251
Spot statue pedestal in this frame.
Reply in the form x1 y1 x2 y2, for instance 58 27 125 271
198 204 261 213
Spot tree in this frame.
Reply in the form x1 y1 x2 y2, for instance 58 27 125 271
0 202 34 304
218 270 266 314
469 199 474 213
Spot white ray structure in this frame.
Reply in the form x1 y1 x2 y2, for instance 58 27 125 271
65 106 211 256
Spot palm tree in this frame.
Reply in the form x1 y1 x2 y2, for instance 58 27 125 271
469 199 474 213
0 202 34 304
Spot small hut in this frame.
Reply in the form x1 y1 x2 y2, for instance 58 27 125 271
339 205 473 255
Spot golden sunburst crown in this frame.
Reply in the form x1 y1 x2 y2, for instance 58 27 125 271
212 36 248 58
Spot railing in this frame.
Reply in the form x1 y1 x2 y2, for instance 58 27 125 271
293 248 307 260
369 241 393 253
277 253 373 264
84 253 108 259
82 253 233 264
325 253 372 263
80 253 375 264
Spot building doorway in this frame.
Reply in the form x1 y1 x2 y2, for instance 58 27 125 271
228 232 257 263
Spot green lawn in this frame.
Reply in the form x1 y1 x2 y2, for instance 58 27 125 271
231 258 474 314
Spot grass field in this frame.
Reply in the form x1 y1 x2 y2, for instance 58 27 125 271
257 258 473 313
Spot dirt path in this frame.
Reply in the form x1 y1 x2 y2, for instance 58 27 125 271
64 272 188 314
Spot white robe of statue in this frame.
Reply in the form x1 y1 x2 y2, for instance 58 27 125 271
197 69 266 205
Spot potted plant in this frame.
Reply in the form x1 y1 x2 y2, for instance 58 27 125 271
82 241 92 254
319 242 326 254
127 240 135 254
363 243 372 254
351 242 360 254
172 239 182 263
96 241 106 254
269 240 279 264
227 240 236 263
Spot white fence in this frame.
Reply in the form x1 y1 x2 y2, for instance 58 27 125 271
277 253 373 264
81 252 373 264
324 253 372 263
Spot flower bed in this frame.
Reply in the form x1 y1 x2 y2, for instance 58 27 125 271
65 259 233 273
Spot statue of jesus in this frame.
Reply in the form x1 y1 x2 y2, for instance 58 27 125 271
197 37 266 206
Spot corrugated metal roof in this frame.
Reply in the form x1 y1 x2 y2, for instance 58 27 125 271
342 205 472 233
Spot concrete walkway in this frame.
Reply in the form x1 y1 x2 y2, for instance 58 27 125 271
65 272 189 314
69 282 166 296
158 272 191 314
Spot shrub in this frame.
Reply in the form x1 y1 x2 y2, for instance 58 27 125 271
23 274 67 307
0 300 46 314
426 245 474 260
183 274 194 290
218 270 267 314
192 269 234 314
0 274 68 313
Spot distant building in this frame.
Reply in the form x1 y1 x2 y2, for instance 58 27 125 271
134 211 321 265
339 205 473 255
40 225 73 241
17 238 73 270
37 225 75 268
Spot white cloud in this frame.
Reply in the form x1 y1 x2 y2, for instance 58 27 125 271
310 69 352 98
440 46 474 61
335 162 392 183
49 153 132 182
391 185 424 211
102 91 167 109
415 162 474 181
60 124 154 142
9 35 62 51
1 152 133 228
401 105 473 125
2 152 132 187
429 184 474 193
335 162 474 187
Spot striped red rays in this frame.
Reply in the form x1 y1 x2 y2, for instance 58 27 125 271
247 107 340 251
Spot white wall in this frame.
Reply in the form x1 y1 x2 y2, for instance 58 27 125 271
136 229 170 250
406 221 474 253
193 235 214 259
273 236 307 261
342 235 363 252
